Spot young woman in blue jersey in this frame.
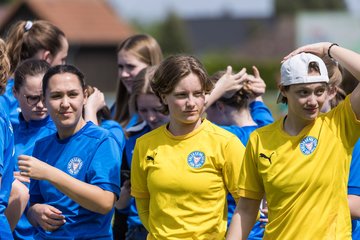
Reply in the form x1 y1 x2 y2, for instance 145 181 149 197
0 38 16 239
0 20 68 128
227 43 360 240
9 59 55 239
131 55 247 239
112 34 163 129
17 65 121 239
207 66 273 240
114 66 169 240
111 35 163 238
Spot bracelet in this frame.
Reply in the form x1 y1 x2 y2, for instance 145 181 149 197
327 43 339 59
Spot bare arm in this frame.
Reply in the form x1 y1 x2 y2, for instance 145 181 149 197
226 197 261 240
115 180 131 210
348 194 360 219
135 198 150 231
4 179 29 230
18 155 116 214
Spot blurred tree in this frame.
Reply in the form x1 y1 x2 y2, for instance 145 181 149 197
156 11 191 55
276 0 346 15
0 0 13 4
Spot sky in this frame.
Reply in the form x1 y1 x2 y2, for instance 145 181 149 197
108 0 274 23
109 0 360 23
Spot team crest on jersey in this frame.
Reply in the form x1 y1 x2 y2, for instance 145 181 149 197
67 157 83 175
299 136 318 155
187 151 205 168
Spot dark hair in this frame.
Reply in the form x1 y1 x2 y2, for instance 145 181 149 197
114 34 163 127
42 65 85 96
209 70 250 110
14 59 50 91
6 20 65 74
0 39 10 95
151 55 213 115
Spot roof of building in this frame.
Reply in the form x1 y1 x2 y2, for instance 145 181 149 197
0 0 134 45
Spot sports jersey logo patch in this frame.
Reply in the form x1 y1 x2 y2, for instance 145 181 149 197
187 151 205 168
300 136 318 155
67 157 83 175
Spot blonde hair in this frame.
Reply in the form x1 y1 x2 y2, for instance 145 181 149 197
128 66 158 116
0 39 10 94
322 56 346 108
113 34 163 127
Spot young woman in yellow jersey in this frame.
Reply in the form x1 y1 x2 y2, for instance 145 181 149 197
227 42 360 240
131 55 246 239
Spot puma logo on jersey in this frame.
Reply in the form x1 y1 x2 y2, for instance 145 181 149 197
259 152 274 164
146 156 154 161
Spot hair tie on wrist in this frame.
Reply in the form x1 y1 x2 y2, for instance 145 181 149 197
327 43 339 59
24 21 33 32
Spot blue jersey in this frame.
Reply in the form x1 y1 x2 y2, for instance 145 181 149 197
29 122 121 239
0 107 15 239
0 79 20 128
125 121 151 227
348 139 360 239
249 101 274 128
13 114 56 240
110 103 139 130
101 119 126 151
221 101 273 240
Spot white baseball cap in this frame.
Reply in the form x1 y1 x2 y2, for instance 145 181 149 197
277 52 329 104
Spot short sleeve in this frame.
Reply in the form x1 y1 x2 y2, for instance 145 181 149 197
86 136 121 198
131 139 149 199
29 143 45 203
238 132 265 200
250 101 274 127
223 135 245 200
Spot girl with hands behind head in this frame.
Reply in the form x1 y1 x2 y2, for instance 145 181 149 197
227 43 360 240
18 65 121 239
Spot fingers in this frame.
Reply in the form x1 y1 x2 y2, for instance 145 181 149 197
32 204 66 232
18 165 29 175
40 212 65 232
47 205 64 216
226 65 232 75
18 154 31 161
14 172 30 183
252 66 260 78
43 207 66 231
233 67 247 80
258 218 269 223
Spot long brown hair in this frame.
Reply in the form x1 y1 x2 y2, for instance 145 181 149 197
113 34 163 127
0 39 10 94
6 20 65 75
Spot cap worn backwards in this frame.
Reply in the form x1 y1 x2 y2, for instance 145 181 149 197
277 52 329 104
